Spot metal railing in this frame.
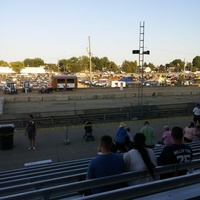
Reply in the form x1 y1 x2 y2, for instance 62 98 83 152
0 102 195 129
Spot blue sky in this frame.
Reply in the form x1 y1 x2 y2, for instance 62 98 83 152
0 0 199 66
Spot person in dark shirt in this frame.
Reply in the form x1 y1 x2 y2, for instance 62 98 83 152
158 126 193 179
25 114 36 150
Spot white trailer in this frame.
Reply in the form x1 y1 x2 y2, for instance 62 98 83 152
111 81 126 88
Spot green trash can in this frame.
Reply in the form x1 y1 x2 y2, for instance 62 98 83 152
0 124 15 150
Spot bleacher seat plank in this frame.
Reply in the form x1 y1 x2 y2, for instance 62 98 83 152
24 159 52 167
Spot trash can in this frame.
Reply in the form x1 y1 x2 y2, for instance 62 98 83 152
0 124 15 150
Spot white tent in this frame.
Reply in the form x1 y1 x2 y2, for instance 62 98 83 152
20 67 46 74
0 67 15 73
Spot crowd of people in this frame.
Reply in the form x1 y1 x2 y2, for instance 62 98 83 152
85 116 200 195
25 103 200 195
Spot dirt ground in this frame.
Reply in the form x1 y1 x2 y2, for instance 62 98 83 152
1 85 200 116
1 85 200 97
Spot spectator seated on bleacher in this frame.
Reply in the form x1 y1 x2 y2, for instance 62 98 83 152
86 135 125 194
114 122 129 152
124 132 158 186
158 126 193 179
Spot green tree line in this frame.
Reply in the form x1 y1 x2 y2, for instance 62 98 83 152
0 55 200 73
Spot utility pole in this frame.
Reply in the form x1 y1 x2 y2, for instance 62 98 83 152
183 58 186 84
88 36 92 86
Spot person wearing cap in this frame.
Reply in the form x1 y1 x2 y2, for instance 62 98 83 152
114 122 128 152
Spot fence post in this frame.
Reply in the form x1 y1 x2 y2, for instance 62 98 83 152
63 125 70 145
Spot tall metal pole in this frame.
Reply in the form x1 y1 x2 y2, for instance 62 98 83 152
132 22 149 119
139 21 145 81
88 36 92 86
139 21 145 118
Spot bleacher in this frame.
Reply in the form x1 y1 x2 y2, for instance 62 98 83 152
1 142 200 200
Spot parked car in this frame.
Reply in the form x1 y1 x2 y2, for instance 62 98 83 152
38 85 53 93
143 81 158 86
3 83 18 94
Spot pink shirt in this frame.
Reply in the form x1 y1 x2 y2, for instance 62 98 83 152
183 127 196 141
162 131 173 145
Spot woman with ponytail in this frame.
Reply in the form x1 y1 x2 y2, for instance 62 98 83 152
123 132 158 185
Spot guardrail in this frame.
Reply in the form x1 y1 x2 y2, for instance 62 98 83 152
0 102 195 129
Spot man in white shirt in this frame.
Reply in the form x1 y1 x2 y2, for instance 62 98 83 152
193 103 200 124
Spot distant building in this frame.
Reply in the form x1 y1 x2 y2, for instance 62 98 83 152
20 66 46 74
0 67 15 73
0 66 47 74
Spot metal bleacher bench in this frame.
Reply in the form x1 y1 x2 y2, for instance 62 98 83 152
1 142 200 199
1 142 200 185
1 159 200 200
24 159 52 167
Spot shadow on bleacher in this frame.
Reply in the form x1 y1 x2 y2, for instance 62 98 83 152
1 141 200 200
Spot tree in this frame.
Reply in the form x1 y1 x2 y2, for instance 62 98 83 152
170 59 185 72
0 60 9 66
158 64 166 73
91 56 118 72
109 61 118 72
34 58 45 67
192 56 200 70
185 62 193 71
121 60 137 73
58 56 89 73
66 57 84 73
101 57 110 71
45 64 58 72
80 55 90 72
9 61 24 73
24 58 34 67
58 59 68 72
148 63 156 71
24 58 44 67
91 57 104 71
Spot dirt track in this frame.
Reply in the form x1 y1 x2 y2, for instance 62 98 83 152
2 85 200 97
2 86 200 115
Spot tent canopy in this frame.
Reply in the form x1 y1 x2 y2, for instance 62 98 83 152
119 77 134 82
